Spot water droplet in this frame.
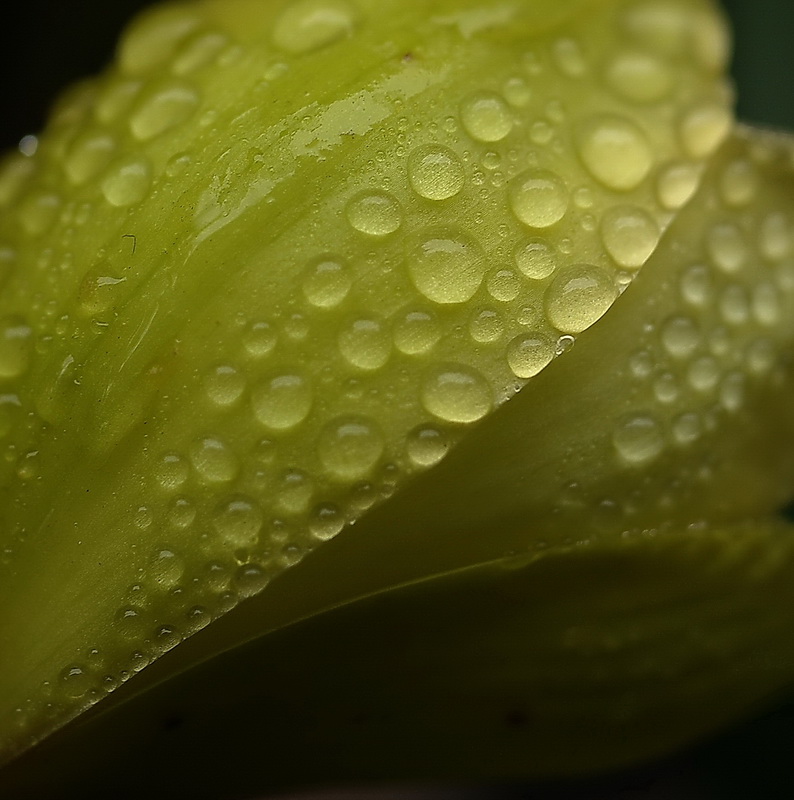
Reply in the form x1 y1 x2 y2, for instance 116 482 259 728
150 547 185 587
408 228 485 303
168 496 196 529
688 356 720 393
77 268 126 317
393 308 441 355
469 309 503 343
213 495 263 547
421 365 492 424
460 92 513 142
679 102 732 159
487 268 522 301
707 222 746 273
119 6 199 74
302 255 351 308
680 264 712 307
101 155 152 207
155 451 189 491
720 158 758 207
243 320 277 358
760 213 792 261
408 144 465 200
613 415 664 465
204 364 245 406
577 115 652 191
172 31 228 75
653 371 679 404
0 317 32 378
672 412 702 445
251 373 313 431
60 665 92 699
502 76 532 107
719 284 749 326
272 0 358 55
620 0 689 56
551 37 587 77
130 80 198 142
746 337 776 375
19 191 60 236
719 372 745 412
661 315 700 358
346 190 402 236
510 169 569 228
515 238 558 279
309 504 345 540
405 425 449 468
656 161 700 210
275 470 314 515
600 206 660 268
188 436 239 483
507 331 556 378
752 282 781 326
338 317 391 370
605 51 672 103
65 131 116 185
544 264 617 334
318 416 384 481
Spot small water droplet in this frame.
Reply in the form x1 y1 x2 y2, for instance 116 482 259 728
544 264 617 334
707 222 746 274
506 331 555 379
318 416 384 481
243 320 277 358
275 469 314 515
302 255 351 308
204 364 245 406
421 365 492 424
251 373 313 431
661 315 700 358
460 92 513 142
613 415 664 465
0 317 32 378
59 665 92 699
409 228 485 303
408 144 465 200
346 190 402 236
679 102 732 158
65 130 116 185
101 155 152 207
130 80 199 140
338 317 391 370
672 412 702 445
514 238 558 279
509 169 569 228
577 115 652 191
656 161 700 210
719 284 750 326
469 308 503 343
405 425 448 469
551 37 587 77
653 371 679 404
272 0 358 55
487 267 522 301
605 51 672 103
155 451 189 491
720 158 758 207
688 356 720 393
309 504 345 540
600 205 660 268
392 308 441 355
150 547 185 587
213 495 263 547
719 371 745 412
759 213 792 261
680 264 713 307
188 436 239 483
746 337 776 375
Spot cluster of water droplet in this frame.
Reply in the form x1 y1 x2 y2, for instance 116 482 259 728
0 0 744 750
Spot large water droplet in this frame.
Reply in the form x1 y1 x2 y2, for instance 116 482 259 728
421 365 492 424
408 228 485 304
272 0 358 55
408 144 465 200
392 308 441 355
509 169 569 228
544 264 617 334
406 425 449 469
576 115 652 191
65 131 116 185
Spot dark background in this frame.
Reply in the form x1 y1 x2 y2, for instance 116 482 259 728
1 1 794 799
